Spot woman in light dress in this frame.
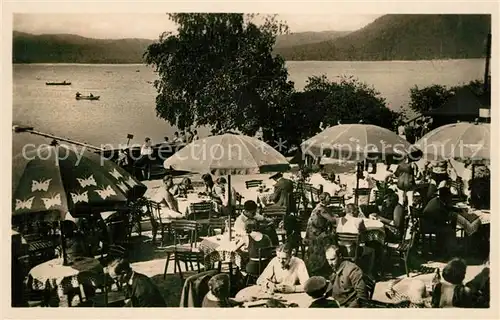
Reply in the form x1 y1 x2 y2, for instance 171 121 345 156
157 175 184 219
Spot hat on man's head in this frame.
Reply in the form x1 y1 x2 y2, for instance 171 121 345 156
304 276 329 298
269 172 283 180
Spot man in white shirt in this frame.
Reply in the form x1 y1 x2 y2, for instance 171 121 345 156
234 200 265 235
257 242 309 293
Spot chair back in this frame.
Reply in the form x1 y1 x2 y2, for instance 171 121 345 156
171 220 200 247
208 218 226 235
354 188 371 205
329 195 345 207
329 206 345 218
189 201 213 220
245 180 263 189
336 232 361 261
261 206 286 227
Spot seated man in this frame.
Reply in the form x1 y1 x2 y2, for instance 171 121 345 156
202 273 241 308
256 242 309 293
304 276 340 308
324 245 367 307
108 258 167 307
234 200 265 235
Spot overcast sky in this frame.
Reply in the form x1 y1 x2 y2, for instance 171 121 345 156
13 13 381 39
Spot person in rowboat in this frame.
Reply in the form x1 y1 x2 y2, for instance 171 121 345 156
76 92 81 98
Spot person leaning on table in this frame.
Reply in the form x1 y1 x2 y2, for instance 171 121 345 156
108 258 167 307
234 200 266 235
256 242 310 294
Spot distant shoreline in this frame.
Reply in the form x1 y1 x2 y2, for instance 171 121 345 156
12 58 484 66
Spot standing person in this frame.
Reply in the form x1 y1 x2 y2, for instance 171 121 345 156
393 155 418 209
269 172 296 214
139 137 154 180
192 130 200 141
304 192 337 245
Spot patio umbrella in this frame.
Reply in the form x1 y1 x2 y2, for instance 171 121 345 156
301 124 413 205
12 144 147 221
163 133 290 239
413 121 490 164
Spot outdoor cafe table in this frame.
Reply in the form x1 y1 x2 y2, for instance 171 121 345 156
238 187 274 207
27 257 104 307
453 203 490 236
235 285 312 308
199 235 244 268
176 193 220 217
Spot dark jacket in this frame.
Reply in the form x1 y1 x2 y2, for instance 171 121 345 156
124 272 167 307
179 270 218 307
309 297 340 308
272 178 296 213
327 260 367 308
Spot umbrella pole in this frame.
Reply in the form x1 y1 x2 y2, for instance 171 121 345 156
355 162 361 207
228 175 232 241
59 220 69 266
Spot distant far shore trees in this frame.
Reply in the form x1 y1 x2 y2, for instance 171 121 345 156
145 13 486 151
145 13 402 150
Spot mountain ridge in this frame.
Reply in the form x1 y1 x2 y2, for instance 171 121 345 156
12 14 491 63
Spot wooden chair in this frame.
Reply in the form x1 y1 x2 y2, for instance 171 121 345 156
207 217 226 236
245 180 263 189
303 184 321 207
354 188 371 205
189 201 213 221
245 246 277 285
261 206 287 228
163 220 203 280
384 222 418 277
336 232 361 262
147 200 172 247
410 206 437 257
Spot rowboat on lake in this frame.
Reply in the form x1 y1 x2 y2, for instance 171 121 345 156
76 95 100 101
46 81 71 85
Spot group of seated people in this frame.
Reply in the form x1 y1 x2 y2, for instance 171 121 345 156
106 242 489 308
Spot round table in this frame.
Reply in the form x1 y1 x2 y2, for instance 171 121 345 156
27 257 104 306
236 285 312 308
199 236 244 268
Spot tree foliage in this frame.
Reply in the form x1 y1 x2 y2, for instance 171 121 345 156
408 79 490 115
144 13 293 136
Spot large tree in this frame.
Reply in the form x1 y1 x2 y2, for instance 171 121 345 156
144 13 293 138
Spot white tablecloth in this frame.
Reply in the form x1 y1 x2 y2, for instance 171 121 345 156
236 285 312 308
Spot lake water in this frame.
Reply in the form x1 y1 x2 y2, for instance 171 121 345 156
12 59 486 157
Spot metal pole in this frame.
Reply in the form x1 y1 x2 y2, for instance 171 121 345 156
13 125 104 151
484 33 491 93
227 174 232 241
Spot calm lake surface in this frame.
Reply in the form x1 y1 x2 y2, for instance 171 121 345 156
12 59 485 157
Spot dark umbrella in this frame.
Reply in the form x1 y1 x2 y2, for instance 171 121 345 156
12 144 146 221
12 144 147 265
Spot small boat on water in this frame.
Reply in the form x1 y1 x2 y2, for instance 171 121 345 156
76 95 100 101
46 81 71 85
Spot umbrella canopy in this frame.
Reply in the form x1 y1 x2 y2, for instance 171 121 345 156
163 133 290 175
12 144 146 221
414 122 490 163
301 124 411 161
